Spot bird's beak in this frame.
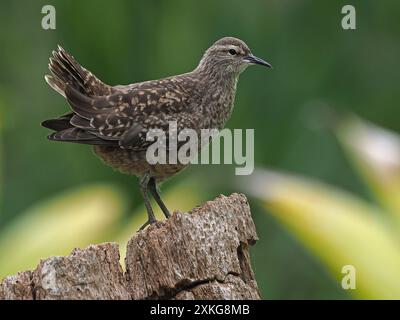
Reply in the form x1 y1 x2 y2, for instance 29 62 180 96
244 54 272 68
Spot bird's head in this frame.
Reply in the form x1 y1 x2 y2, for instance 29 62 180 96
196 37 272 77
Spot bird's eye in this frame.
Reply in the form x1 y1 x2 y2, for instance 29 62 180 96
228 49 237 56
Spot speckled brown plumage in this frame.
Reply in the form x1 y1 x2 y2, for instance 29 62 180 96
42 37 271 229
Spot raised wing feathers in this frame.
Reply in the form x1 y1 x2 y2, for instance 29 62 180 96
62 79 197 149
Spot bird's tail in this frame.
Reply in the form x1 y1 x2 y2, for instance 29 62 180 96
45 46 113 97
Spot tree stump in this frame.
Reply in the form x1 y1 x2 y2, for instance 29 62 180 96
0 193 260 300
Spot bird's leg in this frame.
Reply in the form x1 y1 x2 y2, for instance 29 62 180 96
148 177 172 219
138 173 157 230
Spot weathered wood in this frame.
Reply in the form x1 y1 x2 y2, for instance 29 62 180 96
32 243 131 300
0 271 34 300
0 193 260 300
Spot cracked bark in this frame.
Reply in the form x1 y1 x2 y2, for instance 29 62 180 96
0 193 260 300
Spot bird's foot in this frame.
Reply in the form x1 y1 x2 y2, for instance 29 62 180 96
138 216 158 231
163 208 172 219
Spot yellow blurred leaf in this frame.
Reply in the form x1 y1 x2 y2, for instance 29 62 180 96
244 169 400 299
337 116 400 222
0 184 124 278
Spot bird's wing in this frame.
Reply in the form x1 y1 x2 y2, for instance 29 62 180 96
64 81 200 150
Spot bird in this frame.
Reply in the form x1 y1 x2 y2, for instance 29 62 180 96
42 37 271 230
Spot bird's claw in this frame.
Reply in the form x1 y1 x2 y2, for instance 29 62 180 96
163 209 172 219
138 217 158 231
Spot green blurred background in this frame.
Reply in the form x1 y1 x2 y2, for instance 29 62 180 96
1 0 400 299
